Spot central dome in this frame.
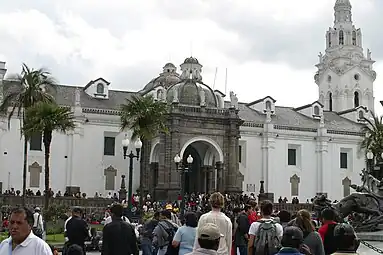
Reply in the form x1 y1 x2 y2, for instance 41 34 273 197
167 80 218 107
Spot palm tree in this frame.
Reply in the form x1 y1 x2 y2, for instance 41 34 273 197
360 114 383 157
23 101 75 209
0 63 56 205
120 94 169 205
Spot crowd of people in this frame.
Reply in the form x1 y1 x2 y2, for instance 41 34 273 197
0 191 359 255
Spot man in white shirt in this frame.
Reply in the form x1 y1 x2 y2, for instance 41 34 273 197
194 192 232 255
0 207 52 255
32 207 44 239
248 200 283 255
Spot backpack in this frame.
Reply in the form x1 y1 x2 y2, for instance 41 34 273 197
253 219 281 255
159 221 179 255
32 214 43 237
323 223 338 255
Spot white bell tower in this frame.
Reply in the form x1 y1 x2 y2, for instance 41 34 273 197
314 0 376 112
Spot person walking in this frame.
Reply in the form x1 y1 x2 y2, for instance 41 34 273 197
194 192 232 255
0 207 52 255
172 212 198 255
65 207 90 255
235 205 251 255
32 207 44 239
101 203 139 255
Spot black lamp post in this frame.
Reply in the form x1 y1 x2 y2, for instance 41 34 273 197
366 151 374 174
122 134 142 211
174 153 193 216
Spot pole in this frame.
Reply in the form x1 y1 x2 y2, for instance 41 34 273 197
180 170 185 216
128 152 134 210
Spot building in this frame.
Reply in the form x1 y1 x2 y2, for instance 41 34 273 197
0 0 373 201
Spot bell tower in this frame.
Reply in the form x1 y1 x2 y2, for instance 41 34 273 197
314 0 376 112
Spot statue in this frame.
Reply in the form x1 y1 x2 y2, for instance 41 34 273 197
199 88 206 107
230 91 238 109
318 52 323 64
331 169 383 232
367 49 372 60
172 87 179 104
75 87 81 106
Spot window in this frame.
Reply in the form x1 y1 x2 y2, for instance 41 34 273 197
339 30 344 45
352 31 357 46
313 105 320 116
30 133 42 151
358 111 364 120
104 137 116 156
288 149 297 166
340 152 348 169
329 93 333 111
239 145 242 163
328 33 332 47
354 91 359 107
265 101 272 111
96 83 104 94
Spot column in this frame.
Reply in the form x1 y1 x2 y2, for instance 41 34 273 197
316 121 328 196
262 115 275 193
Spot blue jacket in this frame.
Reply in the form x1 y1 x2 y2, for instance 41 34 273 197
276 247 304 255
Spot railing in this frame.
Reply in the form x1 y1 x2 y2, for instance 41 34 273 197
273 203 313 213
0 195 114 209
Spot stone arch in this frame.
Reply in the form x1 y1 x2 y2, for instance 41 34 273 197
180 136 224 163
149 138 160 163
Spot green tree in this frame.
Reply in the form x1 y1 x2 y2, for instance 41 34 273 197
0 64 56 205
360 114 383 157
120 94 168 203
23 102 75 209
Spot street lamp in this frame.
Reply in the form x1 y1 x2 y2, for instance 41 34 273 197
122 134 142 211
174 153 193 216
366 151 374 173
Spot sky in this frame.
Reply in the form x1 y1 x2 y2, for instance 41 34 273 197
0 0 382 111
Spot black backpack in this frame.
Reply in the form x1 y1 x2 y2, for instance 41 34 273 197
159 221 179 255
323 223 338 255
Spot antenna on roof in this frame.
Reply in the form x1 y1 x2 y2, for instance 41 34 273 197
224 68 228 97
213 67 218 89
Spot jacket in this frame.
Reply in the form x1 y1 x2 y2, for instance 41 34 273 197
65 216 89 247
234 212 250 246
152 219 178 248
102 217 139 255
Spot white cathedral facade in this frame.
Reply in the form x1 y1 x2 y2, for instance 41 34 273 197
0 0 374 201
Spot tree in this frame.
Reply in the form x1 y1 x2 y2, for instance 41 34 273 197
23 101 75 210
360 114 383 157
0 64 56 205
120 94 168 204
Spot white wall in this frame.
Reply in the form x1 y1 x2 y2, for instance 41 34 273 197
0 114 140 197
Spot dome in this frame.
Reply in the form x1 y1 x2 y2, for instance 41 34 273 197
164 63 176 68
167 80 218 107
183 57 200 65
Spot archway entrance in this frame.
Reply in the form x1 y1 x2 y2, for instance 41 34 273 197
180 138 224 194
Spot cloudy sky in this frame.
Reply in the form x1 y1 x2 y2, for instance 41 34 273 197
0 0 382 111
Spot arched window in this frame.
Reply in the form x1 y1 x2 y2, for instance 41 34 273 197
339 30 344 45
352 31 357 46
314 106 320 116
265 101 272 111
354 91 359 108
157 89 162 100
96 83 104 94
358 111 364 120
328 33 332 47
329 92 333 111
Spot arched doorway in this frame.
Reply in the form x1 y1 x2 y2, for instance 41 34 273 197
180 137 224 194
183 145 202 194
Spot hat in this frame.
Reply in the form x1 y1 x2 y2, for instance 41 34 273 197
35 207 41 211
334 223 356 237
165 204 173 210
198 223 223 240
283 226 304 241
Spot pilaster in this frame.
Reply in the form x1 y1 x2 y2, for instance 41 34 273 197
315 117 328 194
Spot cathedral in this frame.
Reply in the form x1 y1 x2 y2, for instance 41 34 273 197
0 0 373 201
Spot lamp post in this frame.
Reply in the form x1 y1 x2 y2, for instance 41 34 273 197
174 154 193 216
366 151 374 174
122 135 142 211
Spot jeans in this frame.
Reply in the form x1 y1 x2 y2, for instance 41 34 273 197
141 243 153 255
237 245 247 255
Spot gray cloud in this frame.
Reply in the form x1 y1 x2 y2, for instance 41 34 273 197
207 0 383 69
